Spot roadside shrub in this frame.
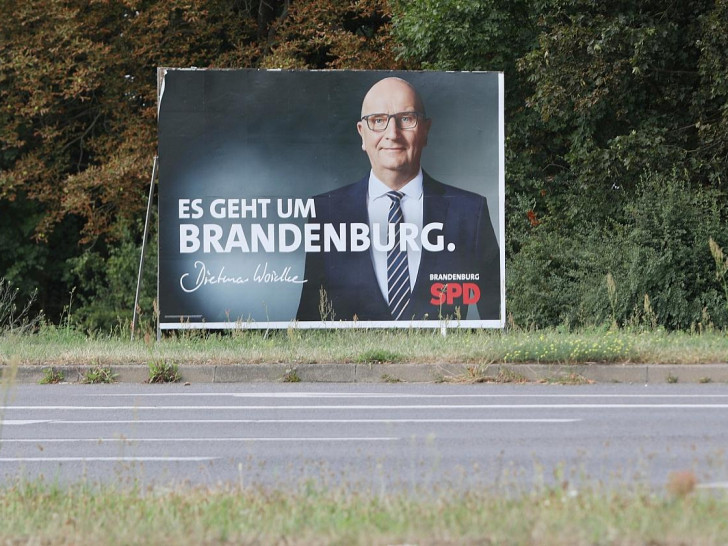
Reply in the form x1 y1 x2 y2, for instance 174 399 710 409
508 170 728 329
507 229 604 328
65 224 157 333
617 171 727 329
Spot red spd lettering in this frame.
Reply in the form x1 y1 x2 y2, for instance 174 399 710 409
429 283 480 305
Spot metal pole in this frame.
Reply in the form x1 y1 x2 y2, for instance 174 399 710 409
131 155 158 341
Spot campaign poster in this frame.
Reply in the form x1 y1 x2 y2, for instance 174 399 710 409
157 69 505 330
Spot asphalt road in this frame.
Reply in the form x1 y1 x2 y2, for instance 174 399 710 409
1 383 727 491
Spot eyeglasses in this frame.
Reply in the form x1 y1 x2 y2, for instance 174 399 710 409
360 111 425 132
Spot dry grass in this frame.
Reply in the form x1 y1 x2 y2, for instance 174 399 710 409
0 478 726 545
2 327 727 367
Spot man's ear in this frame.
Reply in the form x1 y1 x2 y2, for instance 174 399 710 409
356 121 366 151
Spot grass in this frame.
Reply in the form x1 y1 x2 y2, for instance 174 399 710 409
2 326 727 367
147 360 181 383
540 372 594 385
39 367 64 384
0 478 726 545
282 367 301 382
356 348 402 364
452 365 529 383
82 365 118 384
2 323 727 544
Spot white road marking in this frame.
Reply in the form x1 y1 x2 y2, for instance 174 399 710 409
2 420 51 425
0 457 217 462
697 482 728 489
1 437 400 443
1 418 580 425
4 404 728 410
102 393 728 399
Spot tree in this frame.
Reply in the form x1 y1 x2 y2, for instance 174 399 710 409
519 0 728 210
0 0 398 327
393 0 728 328
390 0 548 255
262 0 399 69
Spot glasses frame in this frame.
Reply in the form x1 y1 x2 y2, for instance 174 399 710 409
360 111 425 132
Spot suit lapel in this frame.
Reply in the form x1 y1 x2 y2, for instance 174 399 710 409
337 176 390 314
330 176 369 224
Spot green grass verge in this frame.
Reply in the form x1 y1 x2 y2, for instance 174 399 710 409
1 326 727 366
0 479 726 545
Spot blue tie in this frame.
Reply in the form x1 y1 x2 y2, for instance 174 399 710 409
386 191 411 320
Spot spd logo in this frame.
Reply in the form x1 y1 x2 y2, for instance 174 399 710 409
429 283 480 305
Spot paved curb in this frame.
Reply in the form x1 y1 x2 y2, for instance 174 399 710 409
7 362 728 384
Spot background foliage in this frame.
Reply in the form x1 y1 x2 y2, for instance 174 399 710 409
1 0 727 331
393 0 728 329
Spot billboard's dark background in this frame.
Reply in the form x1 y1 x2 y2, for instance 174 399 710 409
158 70 502 324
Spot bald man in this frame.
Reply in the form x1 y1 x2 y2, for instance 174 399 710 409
296 77 500 322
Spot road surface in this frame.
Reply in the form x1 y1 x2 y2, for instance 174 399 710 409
1 383 727 491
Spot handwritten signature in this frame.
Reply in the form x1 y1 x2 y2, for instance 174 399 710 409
180 261 304 293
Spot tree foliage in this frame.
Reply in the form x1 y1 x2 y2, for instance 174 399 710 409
508 170 728 329
394 0 728 328
0 0 396 327
262 0 400 69
392 0 535 72
520 0 728 204
2 0 727 330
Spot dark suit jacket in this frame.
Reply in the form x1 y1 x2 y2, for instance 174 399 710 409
296 172 500 321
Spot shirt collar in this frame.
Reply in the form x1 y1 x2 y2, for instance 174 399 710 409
367 169 424 201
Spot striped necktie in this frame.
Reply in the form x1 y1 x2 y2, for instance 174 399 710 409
386 191 411 320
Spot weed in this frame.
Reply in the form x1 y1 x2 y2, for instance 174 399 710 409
357 349 401 364
1 357 19 448
666 373 679 384
709 237 728 313
698 377 712 384
459 366 489 383
82 366 118 384
381 374 402 383
282 368 301 382
501 331 636 364
642 293 658 330
39 368 64 384
606 272 618 328
0 278 42 335
540 372 593 385
61 287 76 334
494 367 528 383
318 287 335 321
147 360 181 383
453 365 528 384
286 324 301 342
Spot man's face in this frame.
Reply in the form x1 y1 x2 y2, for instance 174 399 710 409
356 78 431 188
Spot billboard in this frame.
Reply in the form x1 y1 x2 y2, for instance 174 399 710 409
157 69 505 329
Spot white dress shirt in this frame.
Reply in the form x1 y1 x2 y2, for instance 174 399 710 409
366 170 424 302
